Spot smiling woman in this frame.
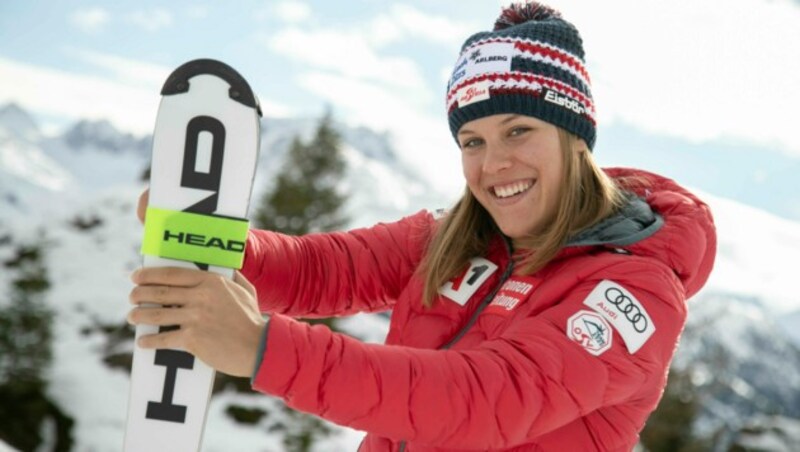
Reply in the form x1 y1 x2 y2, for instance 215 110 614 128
130 1 717 451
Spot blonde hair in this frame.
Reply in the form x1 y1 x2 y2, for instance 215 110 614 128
420 128 626 307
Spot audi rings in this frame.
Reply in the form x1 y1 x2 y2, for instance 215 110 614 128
604 287 649 333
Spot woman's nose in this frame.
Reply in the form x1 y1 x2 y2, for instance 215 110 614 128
482 142 513 174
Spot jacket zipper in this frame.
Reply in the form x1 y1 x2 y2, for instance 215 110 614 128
398 240 515 452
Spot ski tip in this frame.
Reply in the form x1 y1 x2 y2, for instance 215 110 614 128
161 58 261 116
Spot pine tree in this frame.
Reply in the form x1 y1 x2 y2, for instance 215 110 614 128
254 109 348 235
0 240 74 451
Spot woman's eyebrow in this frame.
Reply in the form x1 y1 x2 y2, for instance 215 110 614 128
500 114 521 124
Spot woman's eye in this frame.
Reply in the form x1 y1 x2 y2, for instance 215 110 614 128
509 127 530 137
461 138 483 149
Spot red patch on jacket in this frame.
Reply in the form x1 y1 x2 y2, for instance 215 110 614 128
484 276 536 316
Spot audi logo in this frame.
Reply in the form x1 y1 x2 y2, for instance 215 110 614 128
604 287 649 333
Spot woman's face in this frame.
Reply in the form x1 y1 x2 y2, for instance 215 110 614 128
459 114 564 240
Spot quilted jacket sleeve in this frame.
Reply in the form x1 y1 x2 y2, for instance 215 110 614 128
251 260 688 449
240 210 434 317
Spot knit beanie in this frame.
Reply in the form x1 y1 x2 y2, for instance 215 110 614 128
446 2 597 149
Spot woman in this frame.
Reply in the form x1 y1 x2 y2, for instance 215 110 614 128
130 2 717 450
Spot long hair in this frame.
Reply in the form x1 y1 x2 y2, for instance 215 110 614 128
419 128 626 307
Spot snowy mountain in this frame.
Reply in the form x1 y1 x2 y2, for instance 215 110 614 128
0 103 39 143
1 103 799 451
60 119 150 155
0 104 74 215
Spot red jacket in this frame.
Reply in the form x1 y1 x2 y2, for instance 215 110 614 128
242 168 716 451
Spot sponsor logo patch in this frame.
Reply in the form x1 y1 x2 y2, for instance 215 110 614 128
456 80 491 107
484 276 536 316
438 257 498 306
542 88 586 115
567 310 613 356
448 41 514 90
583 280 656 354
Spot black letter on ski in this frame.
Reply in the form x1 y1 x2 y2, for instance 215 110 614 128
181 115 225 214
146 337 195 423
146 115 226 422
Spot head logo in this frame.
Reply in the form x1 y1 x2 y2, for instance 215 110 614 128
567 310 612 356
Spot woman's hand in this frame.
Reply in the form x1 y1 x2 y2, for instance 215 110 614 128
127 267 266 378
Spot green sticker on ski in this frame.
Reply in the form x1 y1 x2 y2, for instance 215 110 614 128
141 206 249 268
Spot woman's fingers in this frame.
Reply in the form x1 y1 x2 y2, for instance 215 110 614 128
128 305 189 327
128 265 265 377
129 284 193 306
137 327 185 350
131 266 209 287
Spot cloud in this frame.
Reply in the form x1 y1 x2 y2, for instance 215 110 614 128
377 4 476 48
0 57 158 135
264 28 429 93
67 48 171 88
128 8 173 32
0 56 293 136
363 4 476 49
69 7 110 34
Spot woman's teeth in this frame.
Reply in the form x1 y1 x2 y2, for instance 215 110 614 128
493 180 533 198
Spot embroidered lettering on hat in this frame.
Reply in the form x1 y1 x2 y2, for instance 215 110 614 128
464 42 514 79
449 41 514 90
439 257 498 306
543 88 585 115
583 280 656 354
456 80 492 107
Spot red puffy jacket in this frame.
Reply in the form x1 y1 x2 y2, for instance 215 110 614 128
242 168 716 451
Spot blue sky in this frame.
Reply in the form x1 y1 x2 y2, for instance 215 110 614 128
1 0 799 219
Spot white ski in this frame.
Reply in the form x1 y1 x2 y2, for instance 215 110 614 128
124 59 261 452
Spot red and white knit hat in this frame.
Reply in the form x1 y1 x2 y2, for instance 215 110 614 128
446 2 597 149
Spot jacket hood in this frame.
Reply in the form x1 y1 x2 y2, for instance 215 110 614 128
564 167 717 298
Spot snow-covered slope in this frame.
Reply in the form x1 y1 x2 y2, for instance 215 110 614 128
0 103 74 217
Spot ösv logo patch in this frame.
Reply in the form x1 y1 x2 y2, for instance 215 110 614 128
567 310 613 356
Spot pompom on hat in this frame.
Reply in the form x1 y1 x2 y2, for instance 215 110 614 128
446 1 597 150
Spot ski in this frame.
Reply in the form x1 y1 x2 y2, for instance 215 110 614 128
124 59 261 452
